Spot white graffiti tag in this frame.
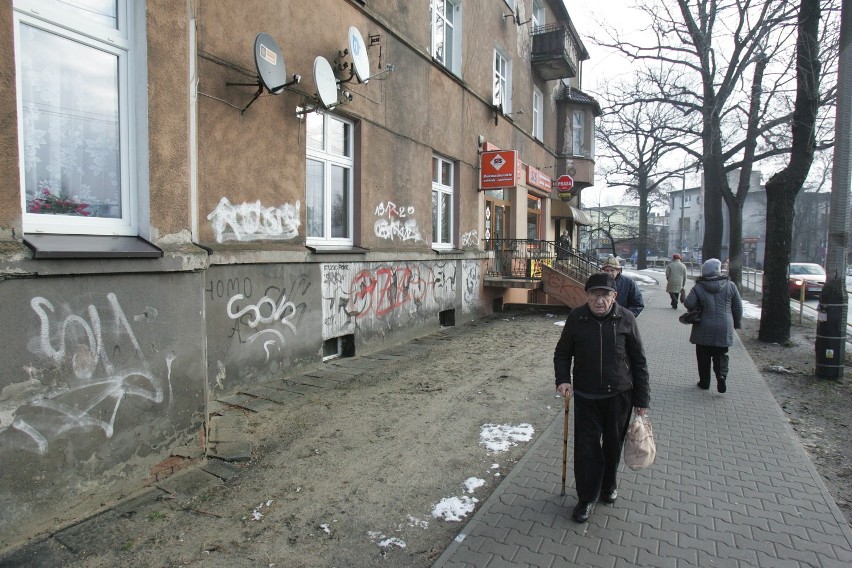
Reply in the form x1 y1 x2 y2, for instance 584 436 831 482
374 201 422 242
462 230 479 248
226 293 299 333
11 294 167 454
207 197 301 243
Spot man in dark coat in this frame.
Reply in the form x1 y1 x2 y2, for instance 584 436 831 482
554 272 651 523
601 256 644 317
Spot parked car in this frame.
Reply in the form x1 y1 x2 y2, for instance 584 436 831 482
788 262 826 298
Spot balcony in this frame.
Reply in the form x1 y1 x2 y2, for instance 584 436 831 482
531 22 581 81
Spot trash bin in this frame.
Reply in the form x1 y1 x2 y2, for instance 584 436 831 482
815 278 847 379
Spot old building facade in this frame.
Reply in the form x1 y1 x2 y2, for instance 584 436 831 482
0 0 597 544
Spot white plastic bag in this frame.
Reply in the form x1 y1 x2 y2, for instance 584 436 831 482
624 414 656 470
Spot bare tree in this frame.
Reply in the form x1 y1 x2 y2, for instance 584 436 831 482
594 0 837 287
759 0 823 343
596 76 689 269
582 206 640 258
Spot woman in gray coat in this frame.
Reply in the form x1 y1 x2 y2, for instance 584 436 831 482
683 258 743 393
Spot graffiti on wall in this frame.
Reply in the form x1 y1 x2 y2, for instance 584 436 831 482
462 260 482 315
374 201 422 242
207 197 301 243
321 261 457 339
210 273 310 386
462 230 479 249
2 293 169 455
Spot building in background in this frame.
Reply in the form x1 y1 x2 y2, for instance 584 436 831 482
0 0 597 545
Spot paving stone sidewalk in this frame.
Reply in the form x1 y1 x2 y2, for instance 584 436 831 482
433 278 852 568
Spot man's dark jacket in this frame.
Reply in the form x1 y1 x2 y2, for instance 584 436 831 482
614 274 644 317
553 303 650 408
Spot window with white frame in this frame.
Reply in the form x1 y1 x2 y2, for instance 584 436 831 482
14 0 137 236
572 110 585 157
493 49 512 112
532 0 545 28
532 87 544 140
684 194 692 207
432 154 454 248
430 0 462 75
306 112 354 245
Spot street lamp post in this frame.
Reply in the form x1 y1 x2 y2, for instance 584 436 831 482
679 175 685 256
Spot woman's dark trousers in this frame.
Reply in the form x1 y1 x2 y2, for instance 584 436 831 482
696 344 729 387
573 391 633 503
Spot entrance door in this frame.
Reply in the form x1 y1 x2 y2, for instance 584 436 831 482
485 198 510 275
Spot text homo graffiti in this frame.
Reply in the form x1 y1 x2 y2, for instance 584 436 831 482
13 293 167 454
462 260 481 314
374 201 421 242
207 197 301 243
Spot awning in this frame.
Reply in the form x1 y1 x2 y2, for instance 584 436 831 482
551 199 594 225
568 205 593 226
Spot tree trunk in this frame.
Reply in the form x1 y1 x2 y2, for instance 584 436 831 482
758 0 821 344
725 196 743 287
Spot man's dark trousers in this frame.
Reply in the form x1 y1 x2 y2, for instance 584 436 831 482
573 390 633 502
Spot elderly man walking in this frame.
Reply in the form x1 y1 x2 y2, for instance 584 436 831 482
554 272 651 523
665 254 688 309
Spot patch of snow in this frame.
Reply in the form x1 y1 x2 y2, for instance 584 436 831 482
320 523 331 534
555 320 566 327
432 496 478 521
378 537 406 549
407 515 429 529
479 423 534 453
464 477 485 493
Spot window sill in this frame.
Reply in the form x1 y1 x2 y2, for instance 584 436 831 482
432 246 465 255
306 244 370 254
23 234 163 259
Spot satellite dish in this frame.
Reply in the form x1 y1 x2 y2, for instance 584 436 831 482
254 33 287 94
348 26 371 84
314 56 339 108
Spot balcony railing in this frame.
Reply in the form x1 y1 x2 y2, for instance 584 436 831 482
484 239 600 282
530 22 579 80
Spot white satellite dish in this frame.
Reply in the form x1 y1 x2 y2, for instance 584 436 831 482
348 26 371 84
314 56 339 108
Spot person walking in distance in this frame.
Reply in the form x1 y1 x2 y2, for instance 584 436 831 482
683 258 743 393
665 254 688 309
554 272 650 523
600 256 644 317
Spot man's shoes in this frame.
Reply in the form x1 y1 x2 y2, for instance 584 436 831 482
697 381 710 390
572 501 593 523
601 489 618 504
717 378 727 393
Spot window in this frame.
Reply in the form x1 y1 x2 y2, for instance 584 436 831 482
432 154 454 249
430 0 462 75
532 0 545 28
493 49 512 112
14 0 137 236
532 87 544 140
685 195 692 207
527 196 541 240
306 112 354 245
572 110 585 157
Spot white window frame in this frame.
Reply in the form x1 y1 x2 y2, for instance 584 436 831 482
532 86 544 141
431 154 454 250
306 112 354 246
572 110 585 157
430 0 462 76
493 49 512 113
13 0 138 236
532 0 545 28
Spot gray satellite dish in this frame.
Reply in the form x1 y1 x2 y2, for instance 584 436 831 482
314 56 339 108
348 26 371 84
254 33 287 93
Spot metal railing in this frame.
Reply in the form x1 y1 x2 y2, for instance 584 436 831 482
484 239 600 283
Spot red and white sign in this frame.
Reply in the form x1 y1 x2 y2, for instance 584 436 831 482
526 165 552 192
480 150 518 189
556 174 575 192
556 174 575 200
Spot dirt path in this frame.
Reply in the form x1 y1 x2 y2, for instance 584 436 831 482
62 311 567 567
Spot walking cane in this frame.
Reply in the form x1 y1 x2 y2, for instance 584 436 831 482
560 393 571 496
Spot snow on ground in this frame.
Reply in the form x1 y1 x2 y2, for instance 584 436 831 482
431 495 478 522
464 477 485 493
479 423 534 453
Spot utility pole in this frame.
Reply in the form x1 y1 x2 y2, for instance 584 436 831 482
679 175 685 256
